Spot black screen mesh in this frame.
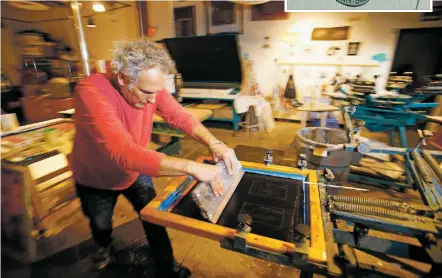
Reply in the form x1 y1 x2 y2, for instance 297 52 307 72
172 172 305 243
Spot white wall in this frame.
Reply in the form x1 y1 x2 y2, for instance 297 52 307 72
147 1 442 99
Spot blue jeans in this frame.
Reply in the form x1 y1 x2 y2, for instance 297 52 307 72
75 175 174 261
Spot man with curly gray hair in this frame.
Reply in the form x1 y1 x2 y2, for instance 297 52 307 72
72 38 236 277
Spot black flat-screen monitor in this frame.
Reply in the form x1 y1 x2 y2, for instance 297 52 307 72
162 34 242 89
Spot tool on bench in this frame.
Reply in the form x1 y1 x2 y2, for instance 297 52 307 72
341 92 441 191
332 117 442 265
327 192 442 262
329 74 442 148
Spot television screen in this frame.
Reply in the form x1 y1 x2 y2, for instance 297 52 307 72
162 34 242 86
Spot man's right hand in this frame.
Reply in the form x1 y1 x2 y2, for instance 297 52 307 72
187 162 224 197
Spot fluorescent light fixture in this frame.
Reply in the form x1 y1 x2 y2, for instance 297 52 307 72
92 3 105 12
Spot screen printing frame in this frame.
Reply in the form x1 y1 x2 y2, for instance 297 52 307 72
140 157 327 265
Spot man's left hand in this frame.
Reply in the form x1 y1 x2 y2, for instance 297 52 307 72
210 141 236 175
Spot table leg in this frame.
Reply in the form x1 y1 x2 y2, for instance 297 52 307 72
320 112 328 127
389 130 395 146
398 126 408 148
300 112 307 128
232 104 240 131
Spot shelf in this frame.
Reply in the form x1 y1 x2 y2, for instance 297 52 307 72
277 59 380 67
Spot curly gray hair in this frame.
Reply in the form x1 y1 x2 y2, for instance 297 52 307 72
111 38 175 85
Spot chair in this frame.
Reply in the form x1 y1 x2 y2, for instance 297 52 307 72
234 106 263 139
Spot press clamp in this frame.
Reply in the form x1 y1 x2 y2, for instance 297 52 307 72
298 154 308 170
264 150 273 166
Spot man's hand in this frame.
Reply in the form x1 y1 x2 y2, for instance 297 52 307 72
187 162 224 197
209 141 236 175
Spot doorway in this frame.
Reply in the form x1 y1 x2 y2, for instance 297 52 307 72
391 27 442 88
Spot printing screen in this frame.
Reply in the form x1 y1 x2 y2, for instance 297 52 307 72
162 34 242 85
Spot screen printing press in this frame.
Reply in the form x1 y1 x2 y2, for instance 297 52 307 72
141 153 442 277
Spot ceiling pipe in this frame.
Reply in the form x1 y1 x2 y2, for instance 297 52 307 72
70 0 90 76
137 1 144 36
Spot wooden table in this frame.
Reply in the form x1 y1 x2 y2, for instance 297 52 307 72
58 107 214 155
426 115 442 124
296 104 341 128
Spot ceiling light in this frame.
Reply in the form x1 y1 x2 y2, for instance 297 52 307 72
87 18 97 28
92 3 105 12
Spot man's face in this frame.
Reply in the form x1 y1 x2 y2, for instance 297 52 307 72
118 68 165 109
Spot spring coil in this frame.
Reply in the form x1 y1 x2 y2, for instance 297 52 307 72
331 202 421 222
329 195 401 209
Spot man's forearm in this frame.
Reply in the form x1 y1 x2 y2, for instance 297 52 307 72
158 155 198 176
190 122 220 147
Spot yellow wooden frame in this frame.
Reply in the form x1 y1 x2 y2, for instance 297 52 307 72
140 157 327 264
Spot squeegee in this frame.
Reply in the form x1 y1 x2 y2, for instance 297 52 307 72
191 155 245 223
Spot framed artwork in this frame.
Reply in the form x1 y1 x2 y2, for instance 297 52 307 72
251 1 288 21
205 1 244 34
174 6 197 37
348 42 361 56
311 26 350 41
211 1 236 26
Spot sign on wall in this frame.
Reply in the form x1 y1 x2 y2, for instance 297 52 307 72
284 0 433 11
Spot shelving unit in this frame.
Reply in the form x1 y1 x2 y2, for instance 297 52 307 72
277 59 380 67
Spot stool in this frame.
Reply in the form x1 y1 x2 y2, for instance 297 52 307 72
234 106 263 139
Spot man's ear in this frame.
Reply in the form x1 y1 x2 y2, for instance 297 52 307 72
117 72 128 87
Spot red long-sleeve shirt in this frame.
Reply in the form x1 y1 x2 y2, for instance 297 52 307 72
72 73 199 190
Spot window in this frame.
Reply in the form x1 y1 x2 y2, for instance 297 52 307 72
174 6 196 37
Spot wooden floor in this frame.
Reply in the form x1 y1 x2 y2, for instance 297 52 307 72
3 119 439 278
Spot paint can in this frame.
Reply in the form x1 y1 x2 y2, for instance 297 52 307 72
293 127 361 182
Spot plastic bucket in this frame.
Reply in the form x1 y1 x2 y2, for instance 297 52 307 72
293 127 359 181
309 117 339 129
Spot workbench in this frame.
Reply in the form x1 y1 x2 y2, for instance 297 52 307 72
58 107 214 155
1 119 81 263
140 145 441 277
179 95 241 130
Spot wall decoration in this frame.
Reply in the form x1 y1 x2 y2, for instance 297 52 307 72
311 26 350 41
205 1 244 34
347 42 360 56
302 45 313 56
372 53 388 63
251 1 288 21
262 36 271 48
211 1 236 26
327 46 341 56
